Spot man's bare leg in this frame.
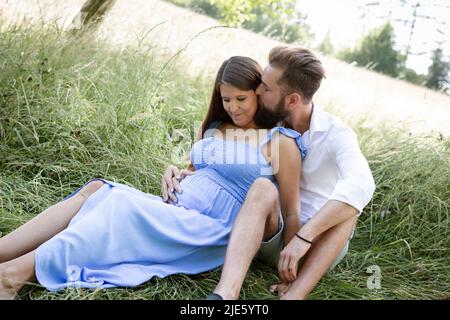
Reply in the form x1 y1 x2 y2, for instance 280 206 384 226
280 215 357 300
213 178 280 300
0 180 105 263
0 250 36 300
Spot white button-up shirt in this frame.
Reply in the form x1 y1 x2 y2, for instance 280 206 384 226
299 104 376 224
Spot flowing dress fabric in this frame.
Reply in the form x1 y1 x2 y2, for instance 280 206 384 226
35 123 306 291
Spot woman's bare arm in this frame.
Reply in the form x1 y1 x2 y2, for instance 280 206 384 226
271 133 302 246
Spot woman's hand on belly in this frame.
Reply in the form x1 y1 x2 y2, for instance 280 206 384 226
161 165 195 203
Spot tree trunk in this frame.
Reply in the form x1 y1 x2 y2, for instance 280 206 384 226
71 0 116 31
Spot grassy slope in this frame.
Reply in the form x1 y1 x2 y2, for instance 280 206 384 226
0 25 449 300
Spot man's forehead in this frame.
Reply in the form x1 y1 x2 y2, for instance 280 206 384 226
262 65 283 84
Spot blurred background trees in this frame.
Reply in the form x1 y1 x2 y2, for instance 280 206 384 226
337 20 448 93
338 23 405 78
167 0 313 45
426 48 449 93
164 0 449 93
335 0 449 93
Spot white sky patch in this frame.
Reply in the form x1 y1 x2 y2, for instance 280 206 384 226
296 0 449 75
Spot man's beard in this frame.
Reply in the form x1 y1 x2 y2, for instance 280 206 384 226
253 97 289 128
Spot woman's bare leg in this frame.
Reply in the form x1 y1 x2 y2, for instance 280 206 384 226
0 180 105 263
0 250 36 300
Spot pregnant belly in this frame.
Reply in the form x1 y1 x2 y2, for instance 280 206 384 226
176 172 242 221
174 173 222 214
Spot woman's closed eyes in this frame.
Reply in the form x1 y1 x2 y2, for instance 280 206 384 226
222 96 247 102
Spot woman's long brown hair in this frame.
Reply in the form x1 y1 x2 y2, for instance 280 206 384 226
201 56 262 138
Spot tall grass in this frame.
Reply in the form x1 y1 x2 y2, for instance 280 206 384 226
0 24 449 300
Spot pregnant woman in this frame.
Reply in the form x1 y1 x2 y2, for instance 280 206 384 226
0 56 306 299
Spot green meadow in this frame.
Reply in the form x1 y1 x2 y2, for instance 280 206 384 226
0 24 449 300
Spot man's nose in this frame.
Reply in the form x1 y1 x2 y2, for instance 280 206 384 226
255 84 262 95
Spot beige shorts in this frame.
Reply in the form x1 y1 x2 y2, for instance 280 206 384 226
255 212 355 270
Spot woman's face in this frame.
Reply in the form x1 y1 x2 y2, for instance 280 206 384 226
220 83 258 129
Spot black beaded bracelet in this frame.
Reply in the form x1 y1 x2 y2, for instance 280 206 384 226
295 233 313 244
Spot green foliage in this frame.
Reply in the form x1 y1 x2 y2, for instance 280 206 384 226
185 0 220 18
338 23 405 77
165 0 219 17
165 0 313 44
242 2 313 44
317 32 334 56
398 67 427 86
425 48 449 93
210 0 282 27
1 25 449 300
337 23 450 93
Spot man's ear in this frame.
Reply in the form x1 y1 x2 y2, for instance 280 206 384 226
286 93 301 109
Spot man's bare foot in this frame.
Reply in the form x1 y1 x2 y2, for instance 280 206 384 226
269 282 291 297
211 287 238 300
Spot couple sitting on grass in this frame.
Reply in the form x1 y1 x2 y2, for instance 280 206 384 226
0 45 375 300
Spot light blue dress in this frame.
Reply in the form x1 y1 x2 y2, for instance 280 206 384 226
35 122 306 291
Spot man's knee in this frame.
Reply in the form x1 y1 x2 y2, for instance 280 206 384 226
247 178 278 208
337 215 357 238
79 179 105 199
327 220 355 271
318 215 357 247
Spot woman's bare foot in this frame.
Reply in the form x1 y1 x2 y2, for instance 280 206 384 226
0 266 22 300
0 251 37 300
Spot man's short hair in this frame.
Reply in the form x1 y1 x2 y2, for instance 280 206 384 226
269 46 325 103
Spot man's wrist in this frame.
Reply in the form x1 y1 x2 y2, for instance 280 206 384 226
295 233 312 245
297 224 316 242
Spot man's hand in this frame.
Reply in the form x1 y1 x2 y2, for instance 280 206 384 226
277 235 312 283
161 165 195 203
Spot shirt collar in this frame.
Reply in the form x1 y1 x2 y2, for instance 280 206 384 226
308 102 330 136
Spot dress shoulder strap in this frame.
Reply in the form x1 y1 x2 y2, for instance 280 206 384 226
260 127 307 160
203 121 222 138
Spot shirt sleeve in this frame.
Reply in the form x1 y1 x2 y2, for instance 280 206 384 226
327 126 376 213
